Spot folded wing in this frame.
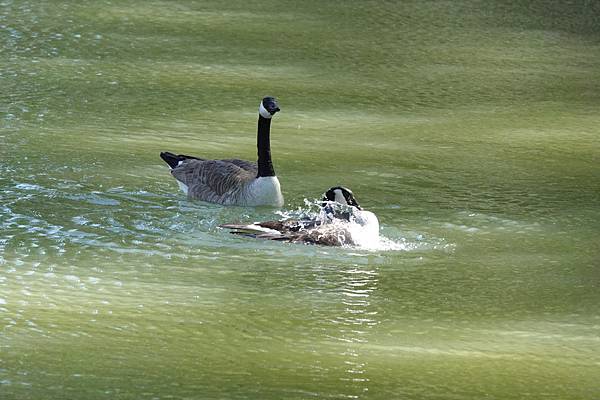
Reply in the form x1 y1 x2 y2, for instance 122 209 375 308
171 159 257 204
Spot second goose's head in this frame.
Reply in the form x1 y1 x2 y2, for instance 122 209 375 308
322 186 362 210
259 96 280 119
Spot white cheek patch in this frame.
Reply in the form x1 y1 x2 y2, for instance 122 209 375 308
259 102 272 119
334 189 347 205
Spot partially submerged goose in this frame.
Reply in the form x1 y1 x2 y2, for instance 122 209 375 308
160 96 284 207
220 186 380 246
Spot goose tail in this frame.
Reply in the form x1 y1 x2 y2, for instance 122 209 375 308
160 152 204 169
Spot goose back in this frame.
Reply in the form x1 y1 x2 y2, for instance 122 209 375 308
171 159 256 205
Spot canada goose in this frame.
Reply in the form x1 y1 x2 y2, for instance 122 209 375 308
220 186 380 246
160 96 284 206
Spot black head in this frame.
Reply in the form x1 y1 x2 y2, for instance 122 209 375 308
259 96 280 118
322 186 361 210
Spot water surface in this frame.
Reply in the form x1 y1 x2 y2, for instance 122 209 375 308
1 1 600 399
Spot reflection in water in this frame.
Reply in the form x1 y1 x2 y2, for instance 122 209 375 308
333 266 379 398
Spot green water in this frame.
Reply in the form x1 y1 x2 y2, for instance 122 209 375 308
2 0 600 398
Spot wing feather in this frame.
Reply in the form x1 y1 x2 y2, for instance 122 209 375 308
171 159 256 203
219 159 258 173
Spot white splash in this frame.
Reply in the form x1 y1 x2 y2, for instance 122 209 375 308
277 199 410 251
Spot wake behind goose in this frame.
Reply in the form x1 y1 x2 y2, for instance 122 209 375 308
160 97 283 207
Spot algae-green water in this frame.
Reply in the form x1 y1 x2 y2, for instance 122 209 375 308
2 1 599 399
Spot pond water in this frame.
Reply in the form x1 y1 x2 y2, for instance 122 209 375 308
1 1 599 399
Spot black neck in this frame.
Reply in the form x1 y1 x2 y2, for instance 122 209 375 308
257 115 275 177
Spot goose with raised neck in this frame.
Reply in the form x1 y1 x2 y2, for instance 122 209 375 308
159 96 284 207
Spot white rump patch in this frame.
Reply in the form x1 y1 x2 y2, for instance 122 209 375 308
247 224 281 235
176 180 188 195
